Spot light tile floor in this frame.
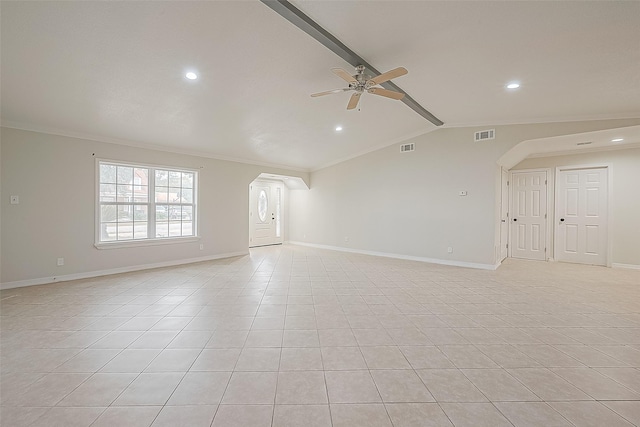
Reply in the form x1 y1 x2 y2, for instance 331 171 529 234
1 244 640 426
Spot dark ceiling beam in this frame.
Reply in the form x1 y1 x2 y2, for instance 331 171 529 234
260 0 444 126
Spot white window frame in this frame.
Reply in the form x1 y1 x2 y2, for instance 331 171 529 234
95 159 199 249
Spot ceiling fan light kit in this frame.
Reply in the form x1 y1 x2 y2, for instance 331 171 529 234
312 65 408 110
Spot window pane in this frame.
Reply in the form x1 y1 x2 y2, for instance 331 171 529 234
156 221 168 238
134 205 148 221
258 190 268 222
168 187 181 203
117 166 133 184
100 164 116 184
133 187 148 203
117 183 133 200
134 222 148 239
168 206 181 220
155 170 168 187
182 189 193 203
117 222 133 240
168 221 181 237
134 168 148 184
101 222 116 241
182 221 194 236
117 205 132 221
101 204 117 223
155 187 168 203
182 172 194 189
156 205 168 221
100 184 117 202
183 206 193 220
169 171 181 187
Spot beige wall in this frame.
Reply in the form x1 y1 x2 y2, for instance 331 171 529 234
513 147 640 267
3 119 639 286
289 119 640 268
0 127 307 286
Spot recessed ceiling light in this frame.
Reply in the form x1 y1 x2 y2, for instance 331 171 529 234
506 82 520 89
335 126 343 132
185 72 198 80
611 138 624 142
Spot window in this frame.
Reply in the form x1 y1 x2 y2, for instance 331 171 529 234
97 160 197 246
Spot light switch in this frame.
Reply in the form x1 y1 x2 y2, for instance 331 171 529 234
459 191 467 196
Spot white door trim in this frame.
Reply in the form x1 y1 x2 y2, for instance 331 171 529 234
509 168 552 261
499 167 509 262
553 164 612 267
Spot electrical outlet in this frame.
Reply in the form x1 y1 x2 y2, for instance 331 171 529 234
344 236 349 242
57 258 64 266
199 244 204 250
459 191 467 196
10 195 19 204
447 247 453 254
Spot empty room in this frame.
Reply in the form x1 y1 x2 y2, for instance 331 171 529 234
1 1 640 426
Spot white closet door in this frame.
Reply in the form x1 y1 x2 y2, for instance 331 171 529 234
511 171 547 261
556 167 608 266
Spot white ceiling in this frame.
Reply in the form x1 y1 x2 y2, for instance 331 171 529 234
2 1 639 171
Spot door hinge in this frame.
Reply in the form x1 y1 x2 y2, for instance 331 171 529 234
545 213 547 219
506 243 509 249
507 181 509 185
545 247 547 252
545 179 548 185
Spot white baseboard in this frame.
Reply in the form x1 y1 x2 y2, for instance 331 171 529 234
288 241 499 271
612 263 640 270
0 251 249 290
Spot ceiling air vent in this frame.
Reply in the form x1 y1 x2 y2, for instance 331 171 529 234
400 143 415 153
474 129 495 142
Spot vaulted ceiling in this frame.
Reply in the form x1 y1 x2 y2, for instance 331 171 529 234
2 1 639 171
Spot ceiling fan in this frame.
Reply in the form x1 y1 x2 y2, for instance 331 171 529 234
311 65 407 110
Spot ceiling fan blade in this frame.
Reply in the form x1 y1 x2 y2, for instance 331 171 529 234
332 68 358 85
310 88 350 97
368 67 408 85
367 87 405 100
347 92 361 110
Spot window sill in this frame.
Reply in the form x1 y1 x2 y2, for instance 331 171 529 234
95 236 200 250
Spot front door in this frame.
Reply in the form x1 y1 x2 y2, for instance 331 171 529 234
511 170 547 260
555 167 608 266
249 180 283 247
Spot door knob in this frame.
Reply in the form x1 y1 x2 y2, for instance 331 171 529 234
501 220 506 223
513 218 517 222
560 218 565 222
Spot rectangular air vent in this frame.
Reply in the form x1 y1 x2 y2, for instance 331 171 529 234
400 143 415 153
474 129 495 142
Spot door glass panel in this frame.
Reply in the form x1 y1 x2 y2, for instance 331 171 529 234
258 190 268 222
276 187 281 237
